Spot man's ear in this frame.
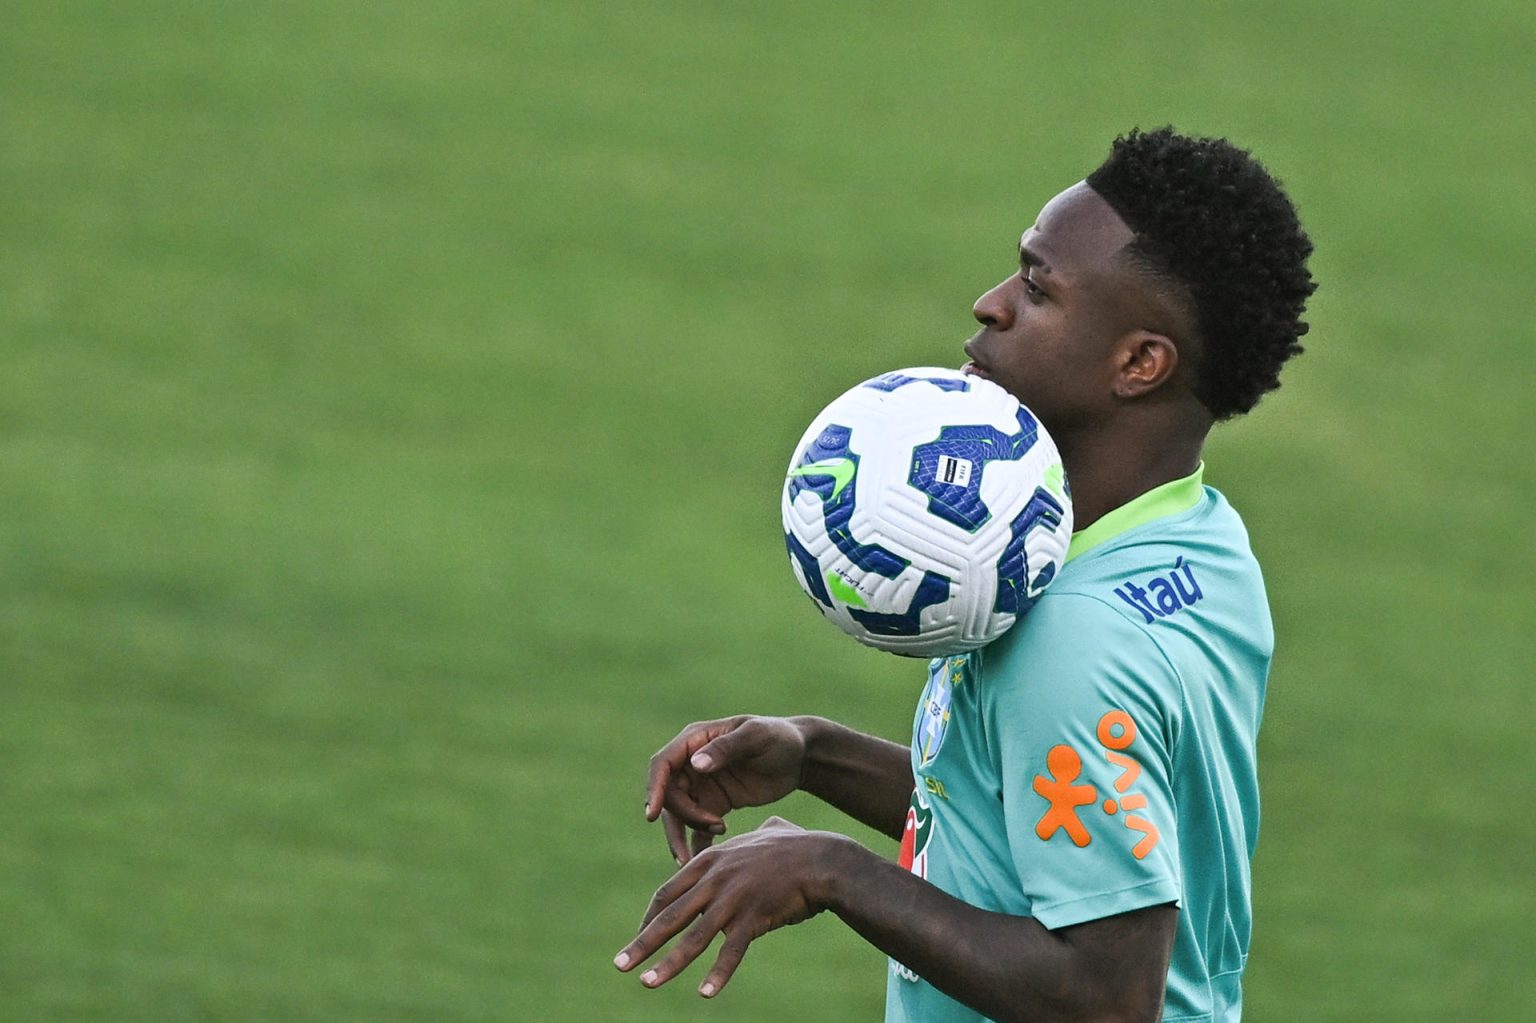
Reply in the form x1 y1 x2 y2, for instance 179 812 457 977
1112 331 1179 399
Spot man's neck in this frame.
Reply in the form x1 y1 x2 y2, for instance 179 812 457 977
1058 427 1207 532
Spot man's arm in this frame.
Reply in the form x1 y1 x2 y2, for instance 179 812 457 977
827 837 1175 1022
614 818 1175 1023
794 716 912 839
644 715 912 860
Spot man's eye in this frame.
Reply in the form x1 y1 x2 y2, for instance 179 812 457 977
1020 273 1043 298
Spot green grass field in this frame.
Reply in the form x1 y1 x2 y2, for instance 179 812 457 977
3 2 1533 1019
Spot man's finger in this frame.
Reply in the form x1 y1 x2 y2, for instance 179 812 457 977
689 824 716 860
646 725 718 819
615 884 709 975
637 911 725 990
662 809 691 866
698 931 753 998
639 855 709 931
689 723 757 774
644 745 679 821
644 767 668 822
645 736 697 821
661 785 726 833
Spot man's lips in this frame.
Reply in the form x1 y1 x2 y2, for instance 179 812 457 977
961 339 992 379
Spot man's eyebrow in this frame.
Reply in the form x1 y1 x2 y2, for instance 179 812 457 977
1018 241 1052 273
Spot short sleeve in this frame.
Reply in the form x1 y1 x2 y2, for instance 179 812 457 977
980 591 1184 930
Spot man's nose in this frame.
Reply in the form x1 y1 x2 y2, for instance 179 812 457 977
972 278 1014 329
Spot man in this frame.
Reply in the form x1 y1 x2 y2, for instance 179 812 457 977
614 127 1316 1022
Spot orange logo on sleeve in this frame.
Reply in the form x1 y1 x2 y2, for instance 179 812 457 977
1032 710 1162 860
1032 745 1097 847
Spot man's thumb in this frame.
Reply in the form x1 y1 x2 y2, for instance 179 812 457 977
690 731 743 773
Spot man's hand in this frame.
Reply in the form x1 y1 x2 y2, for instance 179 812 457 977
615 808 1178 1020
644 716 810 864
613 816 845 999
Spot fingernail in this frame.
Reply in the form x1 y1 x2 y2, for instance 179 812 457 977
700 982 717 998
613 952 630 970
643 801 653 817
641 969 659 986
691 752 712 770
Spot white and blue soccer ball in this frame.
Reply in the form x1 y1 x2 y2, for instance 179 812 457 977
781 367 1074 657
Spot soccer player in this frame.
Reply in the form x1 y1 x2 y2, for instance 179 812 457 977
614 127 1316 1022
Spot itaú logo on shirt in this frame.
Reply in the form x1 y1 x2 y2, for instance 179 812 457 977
1112 556 1203 624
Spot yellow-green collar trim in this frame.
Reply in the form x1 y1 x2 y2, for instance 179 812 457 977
1065 464 1206 563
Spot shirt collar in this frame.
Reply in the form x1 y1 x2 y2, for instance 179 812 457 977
1065 463 1206 563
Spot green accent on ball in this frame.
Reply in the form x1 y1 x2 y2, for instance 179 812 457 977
1044 462 1065 497
789 457 856 500
826 571 868 607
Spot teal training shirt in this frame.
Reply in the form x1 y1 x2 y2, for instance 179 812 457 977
885 466 1271 1023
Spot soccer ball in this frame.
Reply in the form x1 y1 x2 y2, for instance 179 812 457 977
781 367 1073 657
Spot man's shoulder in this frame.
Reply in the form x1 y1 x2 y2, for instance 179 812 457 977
981 588 1173 704
980 486 1271 690
1049 487 1264 619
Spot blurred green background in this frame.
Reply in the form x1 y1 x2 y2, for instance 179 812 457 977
3 1 1532 1019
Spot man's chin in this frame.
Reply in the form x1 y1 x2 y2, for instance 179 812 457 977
967 370 1048 423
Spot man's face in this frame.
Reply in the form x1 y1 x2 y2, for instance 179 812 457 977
963 182 1143 435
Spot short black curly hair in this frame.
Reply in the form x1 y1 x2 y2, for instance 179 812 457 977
1085 127 1317 420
